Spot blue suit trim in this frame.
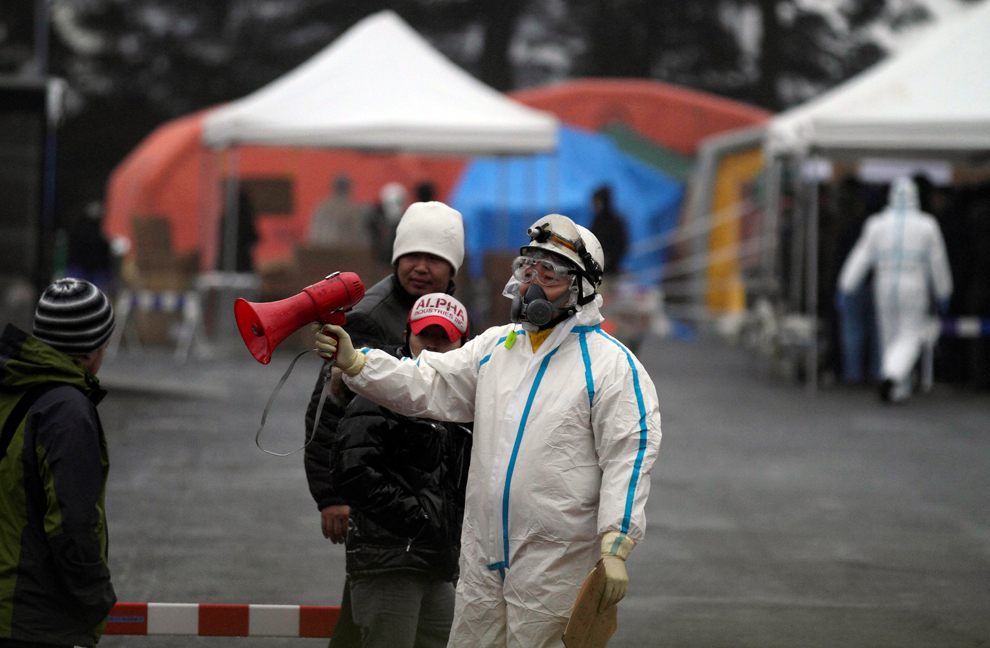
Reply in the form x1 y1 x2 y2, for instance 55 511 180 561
480 335 511 367
486 561 507 580
595 330 648 535
501 347 559 568
579 331 595 407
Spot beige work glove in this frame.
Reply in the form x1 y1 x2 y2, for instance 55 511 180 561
599 531 635 613
316 324 365 376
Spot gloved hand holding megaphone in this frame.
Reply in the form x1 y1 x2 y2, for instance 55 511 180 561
234 271 365 456
315 324 363 375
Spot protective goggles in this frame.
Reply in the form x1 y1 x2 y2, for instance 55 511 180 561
510 256 574 287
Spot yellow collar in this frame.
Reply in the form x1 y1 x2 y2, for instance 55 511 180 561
529 326 556 352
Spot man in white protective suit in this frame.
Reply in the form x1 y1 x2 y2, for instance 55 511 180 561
837 176 953 403
316 214 662 647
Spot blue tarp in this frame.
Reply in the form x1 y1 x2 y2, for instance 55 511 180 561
449 125 684 283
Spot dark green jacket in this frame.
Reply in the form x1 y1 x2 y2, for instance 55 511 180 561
0 324 116 646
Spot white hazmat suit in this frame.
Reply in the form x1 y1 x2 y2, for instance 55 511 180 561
343 295 662 647
838 177 953 400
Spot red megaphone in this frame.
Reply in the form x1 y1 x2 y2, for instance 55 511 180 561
234 271 365 364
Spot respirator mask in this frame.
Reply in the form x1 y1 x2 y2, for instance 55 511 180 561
505 254 576 331
504 214 605 332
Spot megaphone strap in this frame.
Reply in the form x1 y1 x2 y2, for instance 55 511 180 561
255 349 331 457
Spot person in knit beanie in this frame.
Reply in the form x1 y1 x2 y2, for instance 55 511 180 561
32 277 115 371
303 200 465 648
0 277 118 645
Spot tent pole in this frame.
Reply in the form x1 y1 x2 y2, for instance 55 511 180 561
498 157 510 252
788 157 805 312
525 152 538 223
551 152 560 215
200 146 221 272
805 171 820 394
761 156 782 295
222 146 241 272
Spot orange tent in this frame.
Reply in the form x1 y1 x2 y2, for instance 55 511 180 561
104 79 770 271
512 79 770 157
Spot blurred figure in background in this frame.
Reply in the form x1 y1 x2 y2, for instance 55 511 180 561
217 189 258 273
367 182 409 267
837 177 953 402
309 175 368 248
831 178 880 385
415 180 436 203
66 201 113 290
589 185 628 277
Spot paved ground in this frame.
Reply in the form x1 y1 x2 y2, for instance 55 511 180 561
95 335 990 647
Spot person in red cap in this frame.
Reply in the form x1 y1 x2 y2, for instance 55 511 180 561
304 201 465 647
329 293 472 648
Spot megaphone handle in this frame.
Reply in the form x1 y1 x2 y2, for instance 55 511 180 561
255 350 330 457
318 311 347 364
321 334 337 364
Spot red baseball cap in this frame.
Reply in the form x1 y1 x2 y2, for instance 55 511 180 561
408 293 469 342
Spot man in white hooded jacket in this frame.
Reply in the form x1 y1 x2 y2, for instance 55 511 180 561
317 214 662 647
837 176 953 402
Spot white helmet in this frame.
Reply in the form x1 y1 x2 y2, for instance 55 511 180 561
521 214 604 306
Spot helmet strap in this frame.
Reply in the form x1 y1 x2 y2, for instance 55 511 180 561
573 237 603 307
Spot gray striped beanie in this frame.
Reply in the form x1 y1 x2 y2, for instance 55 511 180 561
33 278 115 356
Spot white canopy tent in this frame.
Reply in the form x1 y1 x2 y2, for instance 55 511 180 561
755 1 990 391
202 10 558 155
766 0 990 161
201 10 558 273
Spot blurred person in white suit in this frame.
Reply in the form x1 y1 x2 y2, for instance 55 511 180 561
837 176 953 402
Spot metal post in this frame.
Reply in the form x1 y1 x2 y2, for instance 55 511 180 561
33 0 50 77
525 152 538 223
761 156 782 293
497 157 510 250
805 175 820 394
222 147 241 272
688 162 716 320
788 157 805 311
549 153 560 215
39 83 58 291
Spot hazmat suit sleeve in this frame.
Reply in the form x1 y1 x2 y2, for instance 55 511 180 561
925 218 953 303
590 346 662 544
342 328 501 424
838 217 880 294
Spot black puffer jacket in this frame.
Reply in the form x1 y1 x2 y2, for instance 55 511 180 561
303 274 455 511
330 351 471 582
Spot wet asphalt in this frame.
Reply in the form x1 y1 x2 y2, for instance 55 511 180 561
95 334 990 648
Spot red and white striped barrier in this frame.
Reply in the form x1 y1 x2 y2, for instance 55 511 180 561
106 603 340 637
